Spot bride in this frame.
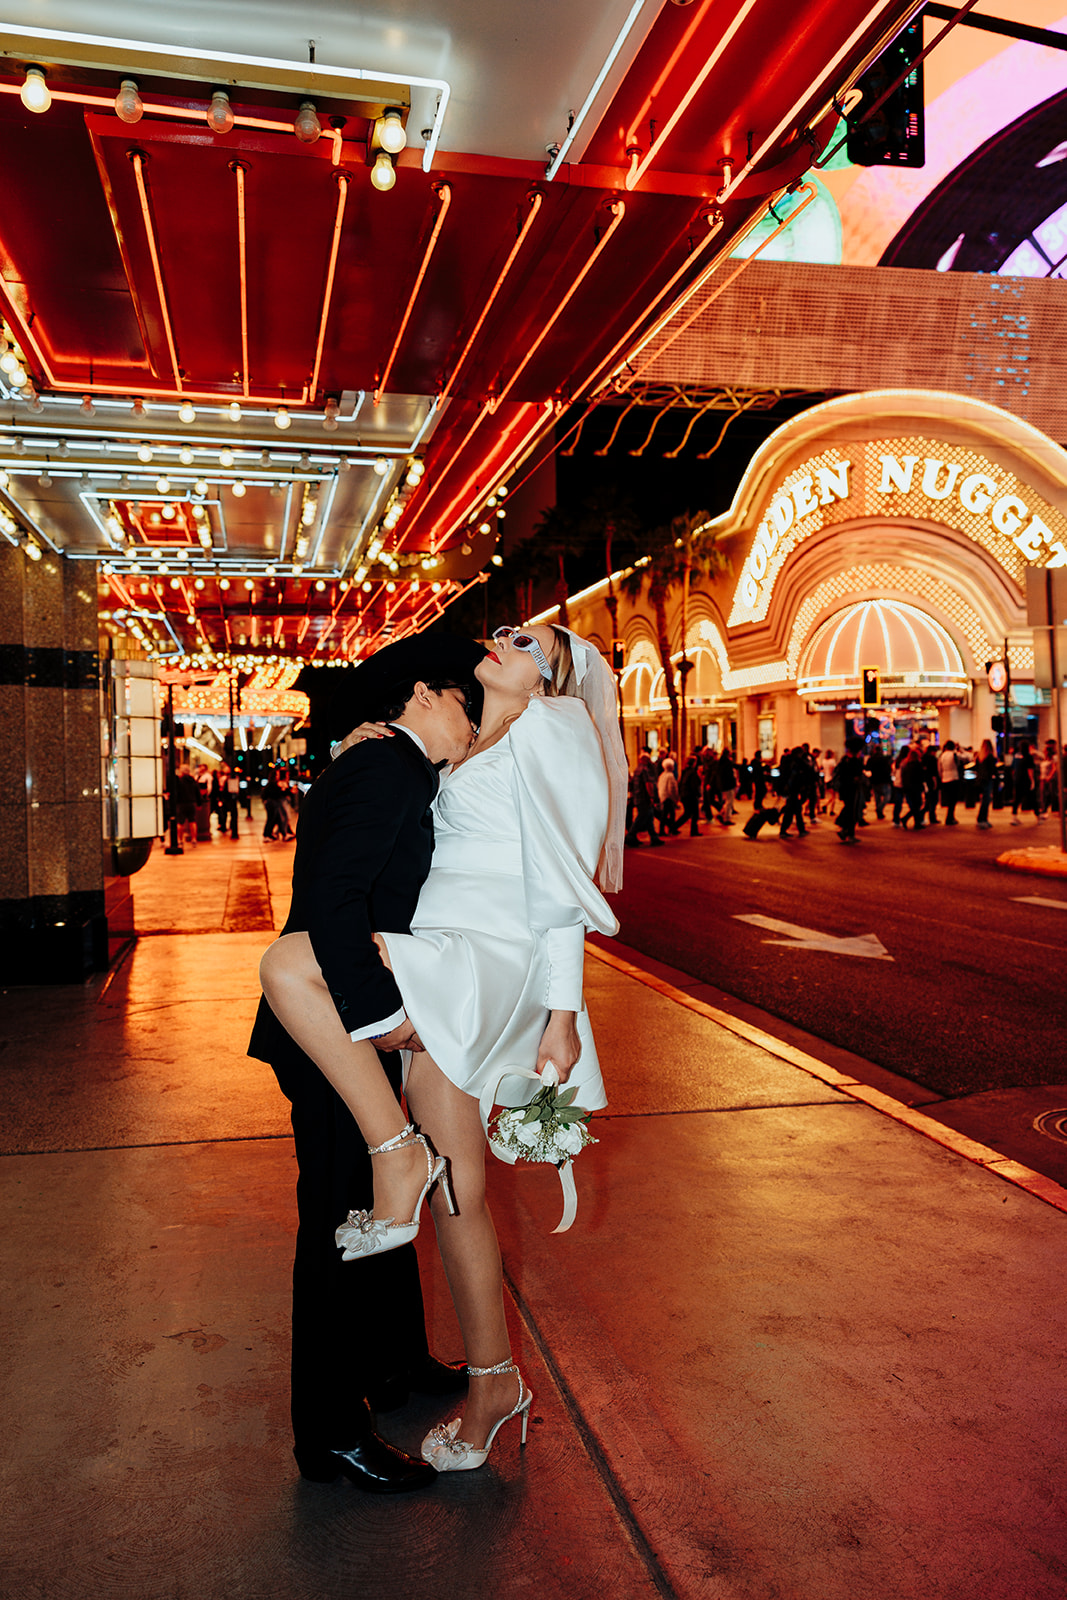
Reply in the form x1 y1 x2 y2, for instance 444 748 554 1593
259 623 626 1471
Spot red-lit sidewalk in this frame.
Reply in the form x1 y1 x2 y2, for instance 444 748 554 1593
2 826 1067 1600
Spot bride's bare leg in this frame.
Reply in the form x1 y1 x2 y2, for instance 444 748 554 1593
259 932 424 1222
405 1052 520 1449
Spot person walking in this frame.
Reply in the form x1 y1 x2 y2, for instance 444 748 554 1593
626 754 663 847
867 745 891 820
1010 740 1036 825
899 745 925 829
938 740 963 825
974 738 996 829
679 753 702 836
657 758 680 836
717 747 737 826
778 749 808 838
834 738 865 843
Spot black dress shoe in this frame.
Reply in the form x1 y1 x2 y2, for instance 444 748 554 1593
366 1356 468 1413
296 1435 436 1493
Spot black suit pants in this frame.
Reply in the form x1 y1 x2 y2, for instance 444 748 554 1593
275 1047 431 1457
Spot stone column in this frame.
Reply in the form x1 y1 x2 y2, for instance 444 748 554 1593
0 544 105 982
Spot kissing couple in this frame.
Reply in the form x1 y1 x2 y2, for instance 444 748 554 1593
250 622 627 1491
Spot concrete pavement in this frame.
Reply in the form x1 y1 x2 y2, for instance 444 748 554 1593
2 819 1067 1600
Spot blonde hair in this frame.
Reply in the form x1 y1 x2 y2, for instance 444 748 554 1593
545 625 579 698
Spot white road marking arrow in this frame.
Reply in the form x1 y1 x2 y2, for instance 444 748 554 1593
1014 896 1067 911
734 913 894 960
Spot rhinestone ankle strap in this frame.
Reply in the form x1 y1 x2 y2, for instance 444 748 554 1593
366 1122 416 1156
467 1357 516 1377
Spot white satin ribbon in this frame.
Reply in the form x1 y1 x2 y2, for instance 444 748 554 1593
478 1063 579 1234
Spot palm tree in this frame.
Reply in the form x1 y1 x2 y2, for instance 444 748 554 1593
621 510 728 753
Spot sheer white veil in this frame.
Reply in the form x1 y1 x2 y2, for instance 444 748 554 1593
553 626 627 893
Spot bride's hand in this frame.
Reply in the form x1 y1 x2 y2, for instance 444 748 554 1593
536 1011 581 1084
332 722 395 759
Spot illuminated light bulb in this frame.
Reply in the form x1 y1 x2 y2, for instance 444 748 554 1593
491 553 504 566
405 468 421 487
228 401 242 422
386 580 396 592
496 507 506 519
131 397 146 418
410 578 420 591
265 564 276 576
169 578 180 590
291 562 302 576
137 442 153 463
219 578 230 591
294 101 321 144
115 78 143 124
315 579 326 591
199 530 212 547
370 151 396 192
156 476 170 493
478 522 490 535
431 581 442 592
496 484 508 497
487 495 497 507
26 540 42 560
207 91 234 135
301 500 317 526
194 479 208 497
157 562 169 574
232 479 247 497
9 367 27 387
218 449 234 467
0 349 18 374
420 557 432 571
179 447 194 466
377 109 407 155
274 407 291 430
194 578 205 590
163 503 176 519
244 578 254 591
80 395 96 417
178 400 196 423
361 580 372 592
20 67 51 114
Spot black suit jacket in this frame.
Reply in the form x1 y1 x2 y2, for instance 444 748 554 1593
249 730 437 1068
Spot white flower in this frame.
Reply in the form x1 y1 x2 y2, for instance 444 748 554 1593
554 1122 585 1156
515 1121 543 1149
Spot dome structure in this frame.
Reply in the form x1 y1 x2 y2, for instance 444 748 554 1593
796 600 969 700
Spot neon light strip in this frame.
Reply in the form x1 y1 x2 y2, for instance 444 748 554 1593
440 191 543 401
718 1 908 204
374 183 452 404
234 164 250 397
624 0 715 150
130 152 182 391
309 172 350 400
545 0 650 180
497 201 626 406
0 23 451 171
307 469 340 568
626 0 762 191
432 400 551 548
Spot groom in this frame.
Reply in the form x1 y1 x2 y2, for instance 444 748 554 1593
249 632 485 1492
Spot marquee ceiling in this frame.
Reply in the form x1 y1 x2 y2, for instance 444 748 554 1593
0 0 925 663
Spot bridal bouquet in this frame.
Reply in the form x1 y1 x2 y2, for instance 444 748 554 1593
488 1075 597 1168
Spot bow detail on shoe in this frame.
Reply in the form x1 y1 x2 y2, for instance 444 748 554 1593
423 1419 472 1462
335 1209 400 1258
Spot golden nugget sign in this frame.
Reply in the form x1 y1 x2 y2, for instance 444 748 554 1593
729 437 1067 626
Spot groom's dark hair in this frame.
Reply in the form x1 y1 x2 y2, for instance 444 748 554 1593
376 677 471 723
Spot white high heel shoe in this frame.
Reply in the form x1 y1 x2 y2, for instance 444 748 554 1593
335 1122 455 1261
421 1358 532 1471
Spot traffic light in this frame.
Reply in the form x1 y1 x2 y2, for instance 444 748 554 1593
847 19 925 168
861 666 880 707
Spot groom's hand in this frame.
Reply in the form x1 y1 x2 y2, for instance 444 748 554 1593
537 1011 581 1083
375 1018 425 1052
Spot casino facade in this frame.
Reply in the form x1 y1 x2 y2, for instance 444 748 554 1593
538 390 1067 760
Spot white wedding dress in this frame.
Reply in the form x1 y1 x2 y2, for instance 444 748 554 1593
380 696 618 1113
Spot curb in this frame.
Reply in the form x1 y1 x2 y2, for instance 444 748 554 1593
995 846 1067 878
586 941 1067 1217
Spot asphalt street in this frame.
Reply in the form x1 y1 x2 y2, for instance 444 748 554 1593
606 805 1067 1101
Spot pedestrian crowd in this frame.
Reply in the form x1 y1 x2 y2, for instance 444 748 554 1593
625 737 1063 848
164 762 304 845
